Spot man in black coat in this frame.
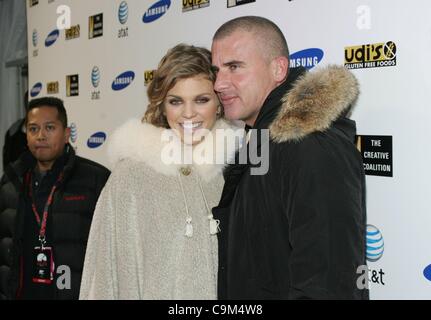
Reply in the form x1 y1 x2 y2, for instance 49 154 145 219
0 97 110 299
2 91 29 170
211 16 368 299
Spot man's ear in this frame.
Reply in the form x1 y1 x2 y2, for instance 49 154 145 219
271 56 289 83
64 126 71 143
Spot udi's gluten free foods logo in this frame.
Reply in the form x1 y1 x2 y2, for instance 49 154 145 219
65 25 80 40
183 0 210 12
345 41 396 69
47 81 59 94
144 70 156 86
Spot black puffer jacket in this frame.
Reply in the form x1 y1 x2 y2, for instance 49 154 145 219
213 66 369 299
0 145 110 299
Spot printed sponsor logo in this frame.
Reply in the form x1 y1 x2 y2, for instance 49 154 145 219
143 0 171 23
91 67 101 100
30 82 42 97
424 264 431 282
182 0 210 12
45 29 60 47
356 135 393 177
47 81 59 94
144 70 155 86
87 132 107 148
112 71 135 91
66 74 79 97
118 1 129 38
65 25 80 40
345 41 397 69
70 122 78 143
118 1 129 24
32 29 38 47
366 224 384 262
91 66 100 88
290 48 324 70
227 0 255 8
89 13 104 39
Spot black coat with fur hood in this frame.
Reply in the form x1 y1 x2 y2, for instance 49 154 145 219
213 66 369 300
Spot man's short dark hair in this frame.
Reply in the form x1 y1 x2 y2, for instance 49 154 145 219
213 16 289 61
26 97 68 128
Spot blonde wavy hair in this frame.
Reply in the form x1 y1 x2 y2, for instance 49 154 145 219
142 44 221 128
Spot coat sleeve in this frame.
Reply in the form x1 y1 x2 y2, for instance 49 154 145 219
79 173 119 300
283 138 366 299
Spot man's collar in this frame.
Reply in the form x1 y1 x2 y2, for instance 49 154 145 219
251 67 306 130
32 144 71 175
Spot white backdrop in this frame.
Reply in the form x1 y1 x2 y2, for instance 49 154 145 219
27 0 431 299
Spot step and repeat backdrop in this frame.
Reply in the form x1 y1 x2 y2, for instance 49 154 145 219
27 0 431 299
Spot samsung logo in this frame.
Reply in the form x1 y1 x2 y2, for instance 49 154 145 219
143 0 171 23
45 29 60 47
424 264 431 282
87 132 106 148
30 82 42 97
290 48 324 70
112 71 135 91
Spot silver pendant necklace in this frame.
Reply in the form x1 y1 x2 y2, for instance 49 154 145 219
177 167 220 238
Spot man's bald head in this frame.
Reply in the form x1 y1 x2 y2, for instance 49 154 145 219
213 15 289 63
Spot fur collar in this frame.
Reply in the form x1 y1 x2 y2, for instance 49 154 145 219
269 65 359 142
108 118 242 181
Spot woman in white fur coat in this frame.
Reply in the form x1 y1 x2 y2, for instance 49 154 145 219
79 44 241 299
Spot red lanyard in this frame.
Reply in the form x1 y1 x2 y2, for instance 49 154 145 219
26 171 63 246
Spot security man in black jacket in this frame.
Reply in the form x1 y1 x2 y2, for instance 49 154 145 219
0 97 110 299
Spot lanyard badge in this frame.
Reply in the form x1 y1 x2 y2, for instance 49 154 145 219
26 171 63 284
32 246 55 284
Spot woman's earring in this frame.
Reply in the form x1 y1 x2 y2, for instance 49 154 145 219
216 105 222 115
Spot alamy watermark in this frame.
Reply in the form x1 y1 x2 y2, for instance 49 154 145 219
160 124 270 175
56 265 71 290
56 5 71 30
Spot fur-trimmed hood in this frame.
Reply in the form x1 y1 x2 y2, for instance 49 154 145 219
270 65 359 143
108 118 242 181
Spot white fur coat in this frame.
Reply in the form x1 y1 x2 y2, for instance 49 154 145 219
79 119 241 300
